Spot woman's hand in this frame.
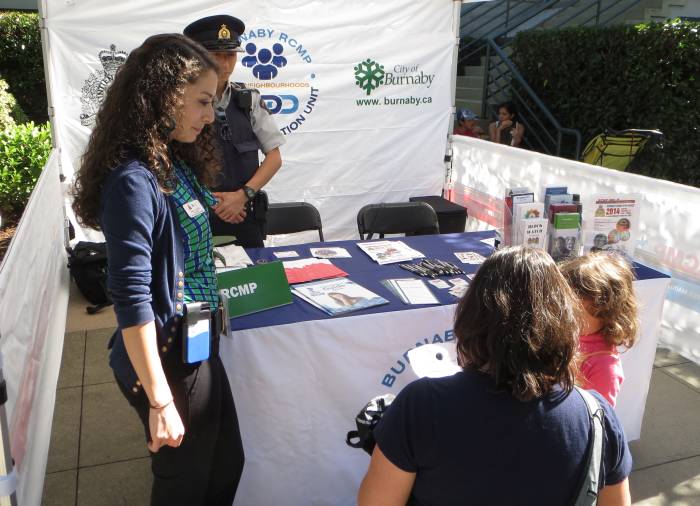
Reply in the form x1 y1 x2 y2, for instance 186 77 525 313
121 322 183 453
212 190 248 223
498 119 513 130
147 400 185 453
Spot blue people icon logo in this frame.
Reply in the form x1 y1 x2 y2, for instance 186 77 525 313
242 42 288 80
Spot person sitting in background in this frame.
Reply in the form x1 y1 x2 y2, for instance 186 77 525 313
358 247 632 506
489 101 525 147
560 252 640 407
453 108 484 138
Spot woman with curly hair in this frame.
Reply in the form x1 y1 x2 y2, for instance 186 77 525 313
72 33 243 505
359 247 632 506
560 252 640 407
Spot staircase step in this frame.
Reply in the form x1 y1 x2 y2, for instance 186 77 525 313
455 98 483 117
456 75 484 89
456 86 483 102
461 65 484 76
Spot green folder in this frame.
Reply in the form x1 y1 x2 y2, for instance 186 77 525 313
217 261 293 318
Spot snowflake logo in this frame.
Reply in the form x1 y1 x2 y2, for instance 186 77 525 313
354 58 385 96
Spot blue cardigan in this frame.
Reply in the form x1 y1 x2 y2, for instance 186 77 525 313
100 160 187 395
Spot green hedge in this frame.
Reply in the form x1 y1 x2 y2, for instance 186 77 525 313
0 78 16 130
0 12 47 123
512 19 700 187
0 122 51 219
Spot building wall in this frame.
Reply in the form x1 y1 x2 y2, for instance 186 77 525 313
670 0 700 19
0 0 37 11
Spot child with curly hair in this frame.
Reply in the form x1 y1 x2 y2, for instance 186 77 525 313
560 252 639 406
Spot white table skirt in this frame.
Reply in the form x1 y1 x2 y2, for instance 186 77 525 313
222 276 669 506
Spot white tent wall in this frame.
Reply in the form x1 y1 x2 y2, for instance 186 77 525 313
43 0 462 240
0 151 70 506
451 135 700 364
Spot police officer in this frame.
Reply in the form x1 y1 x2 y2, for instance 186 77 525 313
184 14 285 247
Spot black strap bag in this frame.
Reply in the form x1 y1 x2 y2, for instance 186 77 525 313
345 394 396 455
67 241 112 314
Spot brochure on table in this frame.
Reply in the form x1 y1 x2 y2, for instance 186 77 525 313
310 247 352 259
214 244 253 271
583 194 641 256
357 240 424 265
291 278 389 316
381 278 439 305
282 258 348 284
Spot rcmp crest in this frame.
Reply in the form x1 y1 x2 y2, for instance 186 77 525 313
218 24 231 40
79 44 128 126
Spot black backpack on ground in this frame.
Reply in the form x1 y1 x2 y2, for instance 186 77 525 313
67 241 112 314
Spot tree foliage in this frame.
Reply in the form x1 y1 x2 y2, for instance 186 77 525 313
512 20 700 186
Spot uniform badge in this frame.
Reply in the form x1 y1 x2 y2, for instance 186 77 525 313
218 24 231 40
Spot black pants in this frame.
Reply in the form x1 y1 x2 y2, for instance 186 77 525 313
117 354 244 506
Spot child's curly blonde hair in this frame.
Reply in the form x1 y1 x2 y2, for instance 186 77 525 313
559 252 639 348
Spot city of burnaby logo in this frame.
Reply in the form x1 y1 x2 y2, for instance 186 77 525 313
354 58 385 96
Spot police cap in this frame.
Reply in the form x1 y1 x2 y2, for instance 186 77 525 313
184 15 245 52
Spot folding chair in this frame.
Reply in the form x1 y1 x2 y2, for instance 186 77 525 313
357 202 439 240
266 202 324 242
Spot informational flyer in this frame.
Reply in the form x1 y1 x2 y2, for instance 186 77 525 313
292 278 388 316
584 194 641 256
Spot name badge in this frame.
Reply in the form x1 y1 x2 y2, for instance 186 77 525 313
183 199 206 218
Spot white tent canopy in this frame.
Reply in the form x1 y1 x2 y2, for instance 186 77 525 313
45 0 466 241
1 1 472 503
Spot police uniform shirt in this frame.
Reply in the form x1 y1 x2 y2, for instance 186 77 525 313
216 83 285 154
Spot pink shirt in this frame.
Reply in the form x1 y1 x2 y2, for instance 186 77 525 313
579 332 624 407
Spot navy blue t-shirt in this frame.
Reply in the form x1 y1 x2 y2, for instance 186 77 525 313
374 370 632 506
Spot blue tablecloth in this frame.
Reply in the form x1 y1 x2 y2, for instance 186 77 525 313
231 231 668 331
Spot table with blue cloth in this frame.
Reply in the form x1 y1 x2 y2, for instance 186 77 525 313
219 231 669 506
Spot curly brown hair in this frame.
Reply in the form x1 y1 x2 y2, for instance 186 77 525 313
559 252 639 348
454 247 581 401
72 33 220 229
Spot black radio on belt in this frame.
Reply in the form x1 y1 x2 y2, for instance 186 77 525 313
232 88 253 112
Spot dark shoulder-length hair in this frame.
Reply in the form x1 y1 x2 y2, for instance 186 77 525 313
72 33 219 229
454 246 580 401
497 101 517 120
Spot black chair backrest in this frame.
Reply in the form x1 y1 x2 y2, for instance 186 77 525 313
357 202 439 240
266 202 324 242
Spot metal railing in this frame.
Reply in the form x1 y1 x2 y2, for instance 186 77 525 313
546 0 644 28
460 0 643 66
457 0 644 159
482 39 581 158
460 0 568 64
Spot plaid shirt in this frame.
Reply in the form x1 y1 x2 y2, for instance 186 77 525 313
170 161 219 307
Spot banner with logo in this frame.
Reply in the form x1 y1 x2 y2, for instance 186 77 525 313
220 276 667 505
44 0 456 239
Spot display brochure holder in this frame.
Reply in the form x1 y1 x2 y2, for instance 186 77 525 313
502 187 535 248
500 201 514 247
